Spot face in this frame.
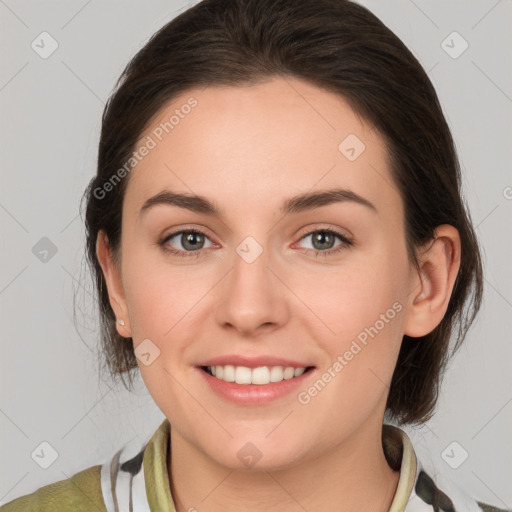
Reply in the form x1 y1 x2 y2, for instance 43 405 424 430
101 77 421 470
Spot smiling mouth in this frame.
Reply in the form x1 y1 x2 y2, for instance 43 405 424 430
200 365 315 385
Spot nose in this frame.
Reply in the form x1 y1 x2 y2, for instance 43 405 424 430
214 241 290 337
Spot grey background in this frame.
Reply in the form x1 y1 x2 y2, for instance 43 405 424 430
1 0 511 507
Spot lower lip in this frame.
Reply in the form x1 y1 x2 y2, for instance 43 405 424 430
196 367 315 405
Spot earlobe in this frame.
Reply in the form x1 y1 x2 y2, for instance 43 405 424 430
95 230 132 338
404 225 461 338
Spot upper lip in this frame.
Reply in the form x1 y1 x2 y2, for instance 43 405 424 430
196 355 315 369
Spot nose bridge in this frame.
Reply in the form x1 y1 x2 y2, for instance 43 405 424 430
233 235 269 290
215 233 287 334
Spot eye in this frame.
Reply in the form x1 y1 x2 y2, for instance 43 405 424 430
158 227 352 259
296 228 352 257
159 229 214 257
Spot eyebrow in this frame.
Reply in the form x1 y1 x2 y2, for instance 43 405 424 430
139 187 377 219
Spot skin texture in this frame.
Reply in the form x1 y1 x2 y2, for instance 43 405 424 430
96 77 461 512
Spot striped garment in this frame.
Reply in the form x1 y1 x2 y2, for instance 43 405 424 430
1 418 509 511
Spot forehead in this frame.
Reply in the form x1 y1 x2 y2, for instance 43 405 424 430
124 76 400 219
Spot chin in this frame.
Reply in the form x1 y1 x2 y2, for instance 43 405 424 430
205 436 309 472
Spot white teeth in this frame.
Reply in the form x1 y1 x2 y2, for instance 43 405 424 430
283 367 295 379
235 366 252 384
270 366 284 382
251 366 270 385
221 365 235 382
206 365 308 385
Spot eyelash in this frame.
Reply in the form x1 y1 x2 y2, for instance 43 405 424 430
158 227 353 259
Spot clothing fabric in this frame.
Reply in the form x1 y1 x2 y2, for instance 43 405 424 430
1 418 509 511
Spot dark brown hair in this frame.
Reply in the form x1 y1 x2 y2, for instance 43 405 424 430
81 0 483 425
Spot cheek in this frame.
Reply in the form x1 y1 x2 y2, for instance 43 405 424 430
303 241 409 381
291 262 407 432
307 248 407 333
121 240 211 340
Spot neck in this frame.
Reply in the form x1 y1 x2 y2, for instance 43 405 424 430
168 417 400 512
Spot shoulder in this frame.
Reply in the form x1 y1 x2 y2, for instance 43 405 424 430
0 464 106 512
411 466 511 512
384 424 511 512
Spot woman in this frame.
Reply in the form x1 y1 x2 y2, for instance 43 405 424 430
1 0 507 510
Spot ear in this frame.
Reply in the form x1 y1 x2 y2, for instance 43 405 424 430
96 230 132 338
403 224 461 337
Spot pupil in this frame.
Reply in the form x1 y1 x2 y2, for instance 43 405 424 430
313 232 334 250
183 232 203 250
